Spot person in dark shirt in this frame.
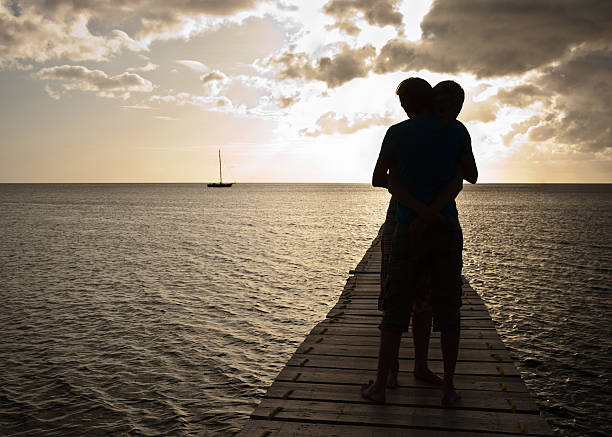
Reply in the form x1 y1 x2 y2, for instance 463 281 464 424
377 80 473 389
363 78 477 405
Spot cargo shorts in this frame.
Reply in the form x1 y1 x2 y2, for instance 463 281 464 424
380 198 397 295
381 217 463 332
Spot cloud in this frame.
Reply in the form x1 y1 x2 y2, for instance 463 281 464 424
489 46 612 155
199 70 230 97
5 0 21 17
150 92 235 113
0 1 270 69
44 84 61 100
525 47 612 152
459 98 498 124
32 0 269 41
176 60 210 72
0 5 146 67
323 0 404 35
36 65 154 98
502 115 540 146
495 84 549 108
127 62 158 72
267 0 610 91
277 93 300 108
300 111 395 137
36 0 264 16
268 42 376 87
375 0 612 78
201 71 227 84
120 104 154 110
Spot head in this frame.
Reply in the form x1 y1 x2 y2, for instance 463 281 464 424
396 77 433 117
433 80 464 120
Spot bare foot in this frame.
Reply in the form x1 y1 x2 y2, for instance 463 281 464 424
441 387 461 406
360 380 386 404
414 367 442 385
387 360 399 389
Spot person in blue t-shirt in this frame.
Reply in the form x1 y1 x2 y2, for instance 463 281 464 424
362 78 477 405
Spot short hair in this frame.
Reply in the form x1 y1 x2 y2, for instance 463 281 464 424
433 80 465 107
395 77 433 113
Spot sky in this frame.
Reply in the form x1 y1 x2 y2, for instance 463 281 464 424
1 0 611 183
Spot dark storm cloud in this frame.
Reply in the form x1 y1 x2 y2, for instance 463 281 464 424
527 47 612 152
278 0 611 89
269 43 376 88
496 85 549 108
490 45 612 154
375 0 612 77
296 0 611 155
323 0 403 35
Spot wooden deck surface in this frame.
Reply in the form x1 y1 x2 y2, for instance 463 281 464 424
237 235 553 436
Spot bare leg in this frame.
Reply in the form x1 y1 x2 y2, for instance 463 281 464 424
412 309 442 384
387 353 399 389
441 329 461 405
361 329 402 403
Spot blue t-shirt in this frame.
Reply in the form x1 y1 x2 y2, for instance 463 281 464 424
379 116 471 222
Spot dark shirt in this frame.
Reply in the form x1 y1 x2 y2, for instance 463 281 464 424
379 116 471 222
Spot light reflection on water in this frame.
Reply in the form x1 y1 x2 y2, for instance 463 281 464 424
0 183 610 436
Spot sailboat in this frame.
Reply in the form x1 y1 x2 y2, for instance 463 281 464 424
208 149 233 187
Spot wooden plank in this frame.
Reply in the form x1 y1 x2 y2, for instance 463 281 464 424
333 301 488 308
302 335 507 350
323 315 498 329
239 420 521 437
339 290 483 297
249 398 553 436
294 343 514 362
311 324 501 339
332 300 489 308
342 293 483 301
275 366 529 393
286 354 520 376
328 307 491 317
344 286 480 292
265 381 540 413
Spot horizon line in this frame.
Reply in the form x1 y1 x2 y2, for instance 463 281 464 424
1 181 611 185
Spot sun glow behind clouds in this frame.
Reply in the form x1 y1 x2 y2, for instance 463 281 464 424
0 0 611 182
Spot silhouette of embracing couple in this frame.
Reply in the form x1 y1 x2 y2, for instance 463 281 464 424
362 78 478 405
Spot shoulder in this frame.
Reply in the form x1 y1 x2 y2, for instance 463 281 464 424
380 120 408 158
440 119 470 144
382 119 411 142
386 119 415 137
449 120 471 153
387 119 411 132
450 119 470 136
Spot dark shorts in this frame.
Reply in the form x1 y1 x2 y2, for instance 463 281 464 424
381 217 463 332
380 198 397 292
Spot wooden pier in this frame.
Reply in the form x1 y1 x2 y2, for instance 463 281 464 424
237 234 553 436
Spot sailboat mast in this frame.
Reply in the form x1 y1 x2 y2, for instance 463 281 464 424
218 149 222 183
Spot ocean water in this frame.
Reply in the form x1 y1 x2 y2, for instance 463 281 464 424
0 183 610 436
